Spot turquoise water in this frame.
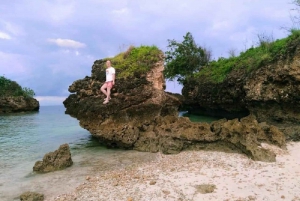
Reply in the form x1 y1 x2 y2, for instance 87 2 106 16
0 105 100 171
0 106 96 163
180 111 221 123
0 106 159 201
0 106 219 200
0 106 108 200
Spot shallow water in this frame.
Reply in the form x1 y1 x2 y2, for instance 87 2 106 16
180 111 221 123
0 106 218 201
0 106 115 200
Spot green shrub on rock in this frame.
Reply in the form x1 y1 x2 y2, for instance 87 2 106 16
195 30 300 83
104 45 162 78
0 76 35 98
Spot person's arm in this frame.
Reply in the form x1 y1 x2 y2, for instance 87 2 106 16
112 73 115 85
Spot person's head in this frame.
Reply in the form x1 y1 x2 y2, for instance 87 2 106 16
106 60 111 68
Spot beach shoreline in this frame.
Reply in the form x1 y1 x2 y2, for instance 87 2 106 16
47 142 300 201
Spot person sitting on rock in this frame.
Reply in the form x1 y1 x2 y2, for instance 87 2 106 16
101 60 115 104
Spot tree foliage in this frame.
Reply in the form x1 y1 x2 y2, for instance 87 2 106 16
164 32 211 83
0 76 35 98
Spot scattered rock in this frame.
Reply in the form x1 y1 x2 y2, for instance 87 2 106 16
33 144 73 173
248 195 257 201
20 191 44 201
162 190 170 195
149 180 156 185
195 184 216 194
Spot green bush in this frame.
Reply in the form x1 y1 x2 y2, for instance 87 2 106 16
195 30 300 83
104 45 162 78
164 32 211 83
22 87 35 97
289 28 300 37
0 76 36 98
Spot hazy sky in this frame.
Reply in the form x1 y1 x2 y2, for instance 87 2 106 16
0 0 296 105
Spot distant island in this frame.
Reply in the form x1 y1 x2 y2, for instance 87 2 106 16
0 76 39 113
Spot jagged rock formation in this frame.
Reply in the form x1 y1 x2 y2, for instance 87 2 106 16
183 39 300 140
64 50 285 162
0 96 39 114
33 144 73 173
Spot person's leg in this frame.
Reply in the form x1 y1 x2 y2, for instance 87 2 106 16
103 82 112 104
101 83 107 97
106 86 112 100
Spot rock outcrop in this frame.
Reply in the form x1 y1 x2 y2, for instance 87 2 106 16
64 48 285 162
183 38 300 140
33 144 73 173
0 96 39 114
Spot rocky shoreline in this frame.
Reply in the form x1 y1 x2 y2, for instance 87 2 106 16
63 49 286 162
58 45 300 200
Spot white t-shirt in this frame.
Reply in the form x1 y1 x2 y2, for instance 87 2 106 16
106 67 115 82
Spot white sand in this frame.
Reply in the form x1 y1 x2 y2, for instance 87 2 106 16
52 142 300 201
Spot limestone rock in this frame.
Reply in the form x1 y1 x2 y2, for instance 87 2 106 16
182 42 300 140
0 96 39 114
33 144 73 173
63 50 285 162
210 115 283 162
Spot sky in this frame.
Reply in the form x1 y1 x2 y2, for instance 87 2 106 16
0 0 297 105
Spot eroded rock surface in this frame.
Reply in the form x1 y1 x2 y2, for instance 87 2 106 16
33 144 73 173
63 53 285 162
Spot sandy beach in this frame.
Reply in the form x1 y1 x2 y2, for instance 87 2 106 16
51 142 300 201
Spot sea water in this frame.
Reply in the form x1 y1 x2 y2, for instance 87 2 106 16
0 106 219 201
180 111 220 122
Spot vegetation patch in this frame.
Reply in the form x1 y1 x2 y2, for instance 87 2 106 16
104 45 162 78
0 76 35 98
194 29 300 83
164 32 211 84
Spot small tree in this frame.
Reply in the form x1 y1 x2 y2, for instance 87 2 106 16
256 32 274 52
164 32 211 83
228 48 237 58
22 87 35 97
290 0 300 28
